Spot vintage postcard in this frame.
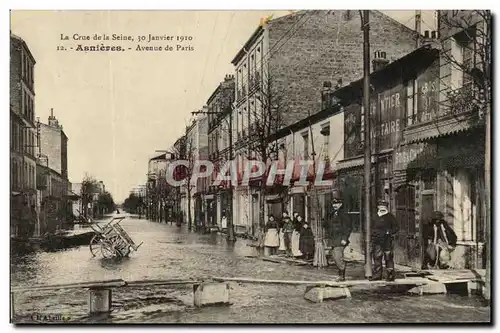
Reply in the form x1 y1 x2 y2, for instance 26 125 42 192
9 9 491 324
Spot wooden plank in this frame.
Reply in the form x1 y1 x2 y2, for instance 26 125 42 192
211 276 430 288
11 279 126 293
427 277 483 284
124 279 201 287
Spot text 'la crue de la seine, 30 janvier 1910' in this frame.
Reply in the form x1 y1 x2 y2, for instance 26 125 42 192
58 33 195 52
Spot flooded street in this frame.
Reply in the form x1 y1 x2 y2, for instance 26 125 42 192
11 217 491 323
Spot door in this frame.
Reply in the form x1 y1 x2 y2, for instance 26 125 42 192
395 184 420 268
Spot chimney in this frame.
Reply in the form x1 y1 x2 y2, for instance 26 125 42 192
335 78 343 90
372 51 389 72
321 81 333 109
48 108 60 128
421 30 439 47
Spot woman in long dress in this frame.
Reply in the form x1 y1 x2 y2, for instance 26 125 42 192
278 220 286 255
264 215 280 255
291 215 303 258
299 216 315 260
220 210 227 231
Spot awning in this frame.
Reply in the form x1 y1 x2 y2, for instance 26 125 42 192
404 113 483 144
336 156 375 171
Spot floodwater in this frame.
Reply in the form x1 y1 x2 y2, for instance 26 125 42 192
10 216 491 324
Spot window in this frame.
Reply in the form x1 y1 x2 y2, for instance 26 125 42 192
320 124 330 160
302 132 309 158
450 30 475 90
406 80 417 126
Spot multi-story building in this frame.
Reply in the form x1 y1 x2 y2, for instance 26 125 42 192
228 10 420 235
37 110 74 231
396 10 490 269
146 152 177 222
172 112 209 229
206 74 235 230
332 12 490 270
10 33 37 238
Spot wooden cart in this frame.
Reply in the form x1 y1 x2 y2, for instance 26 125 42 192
88 216 142 258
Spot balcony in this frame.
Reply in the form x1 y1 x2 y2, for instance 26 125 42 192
447 85 482 116
403 85 485 144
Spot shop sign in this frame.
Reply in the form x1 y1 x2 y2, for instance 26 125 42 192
393 143 437 171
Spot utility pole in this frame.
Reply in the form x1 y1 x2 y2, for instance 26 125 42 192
192 108 236 242
361 10 372 278
415 10 422 47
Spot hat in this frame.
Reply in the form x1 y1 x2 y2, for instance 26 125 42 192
377 200 389 207
431 211 444 220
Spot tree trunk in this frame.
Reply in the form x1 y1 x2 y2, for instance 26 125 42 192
258 181 266 249
227 188 235 241
484 99 491 301
187 189 192 231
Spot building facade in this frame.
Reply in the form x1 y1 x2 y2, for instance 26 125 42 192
228 10 419 235
37 110 73 232
10 33 37 238
206 75 235 230
397 11 489 269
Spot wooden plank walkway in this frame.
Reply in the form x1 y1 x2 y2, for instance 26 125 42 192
211 276 430 288
11 279 126 293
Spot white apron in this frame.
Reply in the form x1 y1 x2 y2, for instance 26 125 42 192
291 230 302 257
265 228 280 247
278 229 286 251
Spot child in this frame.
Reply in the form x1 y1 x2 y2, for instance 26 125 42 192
299 216 315 261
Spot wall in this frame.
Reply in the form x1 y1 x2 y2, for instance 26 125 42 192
40 124 63 174
268 10 418 127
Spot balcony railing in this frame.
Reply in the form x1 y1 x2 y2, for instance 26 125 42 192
447 85 481 116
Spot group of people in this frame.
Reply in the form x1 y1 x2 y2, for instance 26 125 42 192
263 211 315 260
262 191 458 283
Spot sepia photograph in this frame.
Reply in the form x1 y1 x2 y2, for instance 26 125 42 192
8 7 492 324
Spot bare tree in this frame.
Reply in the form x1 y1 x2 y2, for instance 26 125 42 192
244 70 289 244
80 174 99 219
438 10 491 119
172 133 197 231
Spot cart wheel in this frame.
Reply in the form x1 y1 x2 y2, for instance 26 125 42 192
101 241 117 259
89 235 101 257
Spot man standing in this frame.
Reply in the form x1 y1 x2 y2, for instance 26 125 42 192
370 200 399 281
324 193 352 281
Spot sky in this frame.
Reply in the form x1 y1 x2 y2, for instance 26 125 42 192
10 10 437 203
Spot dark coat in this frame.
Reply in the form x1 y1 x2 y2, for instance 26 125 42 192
265 219 278 231
323 206 352 247
371 212 399 247
423 219 457 247
299 225 315 255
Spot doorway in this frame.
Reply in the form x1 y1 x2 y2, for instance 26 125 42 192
395 184 421 268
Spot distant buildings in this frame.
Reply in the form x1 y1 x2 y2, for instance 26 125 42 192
10 32 79 237
36 110 76 233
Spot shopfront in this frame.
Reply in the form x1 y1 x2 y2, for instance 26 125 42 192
395 127 486 269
